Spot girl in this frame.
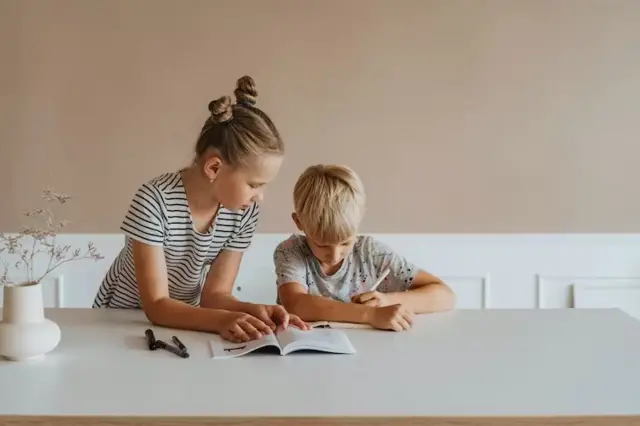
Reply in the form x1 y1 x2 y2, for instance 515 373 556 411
93 75 309 343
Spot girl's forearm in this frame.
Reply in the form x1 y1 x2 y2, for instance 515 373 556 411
200 291 254 313
144 297 228 333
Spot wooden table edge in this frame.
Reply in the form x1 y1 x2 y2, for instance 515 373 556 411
2 415 640 426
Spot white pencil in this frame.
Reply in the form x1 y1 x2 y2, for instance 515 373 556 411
369 268 390 292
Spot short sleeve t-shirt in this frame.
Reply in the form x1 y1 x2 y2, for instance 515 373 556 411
273 234 421 302
93 170 260 309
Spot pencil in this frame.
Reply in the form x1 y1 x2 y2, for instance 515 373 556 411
369 268 390 292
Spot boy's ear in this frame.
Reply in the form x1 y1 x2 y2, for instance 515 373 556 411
291 212 303 231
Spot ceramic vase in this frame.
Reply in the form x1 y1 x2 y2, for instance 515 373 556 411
0 281 61 361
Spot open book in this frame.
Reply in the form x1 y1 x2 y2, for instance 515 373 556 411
209 326 356 359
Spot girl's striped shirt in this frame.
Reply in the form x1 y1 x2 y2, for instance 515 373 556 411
92 170 259 308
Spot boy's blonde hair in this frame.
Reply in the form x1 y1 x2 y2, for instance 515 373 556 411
293 164 366 244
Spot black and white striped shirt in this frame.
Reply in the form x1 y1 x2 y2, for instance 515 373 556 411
92 171 260 308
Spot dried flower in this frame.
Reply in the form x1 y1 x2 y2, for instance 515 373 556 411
0 188 104 286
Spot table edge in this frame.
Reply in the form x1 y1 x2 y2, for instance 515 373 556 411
1 415 640 426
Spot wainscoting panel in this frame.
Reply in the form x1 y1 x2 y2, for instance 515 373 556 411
0 276 64 308
573 279 640 320
439 275 489 309
1 233 640 315
536 275 576 309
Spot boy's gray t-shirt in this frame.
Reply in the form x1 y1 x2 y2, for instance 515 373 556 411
273 234 421 302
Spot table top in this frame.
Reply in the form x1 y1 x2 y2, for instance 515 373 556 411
1 307 640 418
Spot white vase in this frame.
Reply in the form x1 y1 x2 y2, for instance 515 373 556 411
0 281 61 361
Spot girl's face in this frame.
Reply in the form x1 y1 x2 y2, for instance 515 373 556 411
208 154 283 211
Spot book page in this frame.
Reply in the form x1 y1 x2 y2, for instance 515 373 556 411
209 332 280 359
276 327 356 355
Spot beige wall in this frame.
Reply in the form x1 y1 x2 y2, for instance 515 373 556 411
1 0 639 234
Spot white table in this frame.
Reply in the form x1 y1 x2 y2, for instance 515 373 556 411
1 308 639 426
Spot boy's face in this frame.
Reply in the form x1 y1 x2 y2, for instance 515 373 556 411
292 213 357 268
305 235 357 268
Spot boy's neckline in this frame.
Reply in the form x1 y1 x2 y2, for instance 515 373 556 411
319 258 346 277
300 235 352 279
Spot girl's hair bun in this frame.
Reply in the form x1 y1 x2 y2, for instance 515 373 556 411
208 96 233 123
234 75 258 106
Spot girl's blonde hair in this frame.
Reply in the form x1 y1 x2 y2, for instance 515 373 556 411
293 164 366 244
195 75 283 167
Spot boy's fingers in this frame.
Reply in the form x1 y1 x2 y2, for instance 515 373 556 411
403 310 415 324
398 317 412 330
357 291 375 302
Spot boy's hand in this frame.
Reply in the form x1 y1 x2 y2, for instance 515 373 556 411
367 304 414 331
351 291 392 307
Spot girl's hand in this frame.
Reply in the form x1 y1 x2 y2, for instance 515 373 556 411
214 310 273 343
351 291 392 308
367 304 414 332
246 304 311 332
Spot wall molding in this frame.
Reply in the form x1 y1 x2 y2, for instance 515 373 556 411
1 233 640 316
573 280 640 320
55 275 65 308
439 274 491 309
536 275 640 309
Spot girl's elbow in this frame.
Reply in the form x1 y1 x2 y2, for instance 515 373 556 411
141 297 170 327
143 305 164 327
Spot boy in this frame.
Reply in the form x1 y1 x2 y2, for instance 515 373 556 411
273 164 455 331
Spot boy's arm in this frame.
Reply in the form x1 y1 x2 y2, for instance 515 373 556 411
373 270 456 314
352 239 456 314
274 240 377 324
278 282 375 324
